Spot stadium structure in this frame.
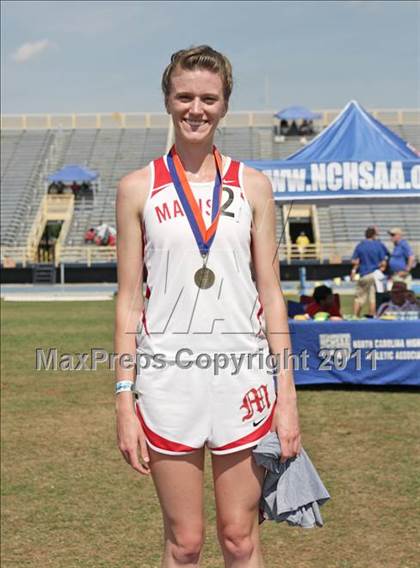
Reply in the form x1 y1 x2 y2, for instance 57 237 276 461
1 107 419 284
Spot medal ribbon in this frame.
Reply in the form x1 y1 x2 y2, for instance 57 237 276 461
167 145 223 257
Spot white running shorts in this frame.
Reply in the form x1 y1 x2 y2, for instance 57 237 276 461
134 353 277 455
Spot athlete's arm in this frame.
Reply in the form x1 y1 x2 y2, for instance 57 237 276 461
351 258 360 280
243 166 301 461
114 166 151 475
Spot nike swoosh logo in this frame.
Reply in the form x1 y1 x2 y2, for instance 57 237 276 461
253 416 267 427
151 184 170 197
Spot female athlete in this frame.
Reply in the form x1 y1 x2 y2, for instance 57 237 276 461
115 45 302 567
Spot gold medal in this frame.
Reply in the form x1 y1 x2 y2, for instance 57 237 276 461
168 146 223 291
194 267 215 289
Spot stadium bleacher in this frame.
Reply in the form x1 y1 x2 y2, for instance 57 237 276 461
0 109 419 265
317 201 420 246
1 130 55 246
62 128 168 245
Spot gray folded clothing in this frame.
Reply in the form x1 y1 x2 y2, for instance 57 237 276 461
252 432 331 528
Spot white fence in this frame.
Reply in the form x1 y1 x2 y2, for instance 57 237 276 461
2 109 419 131
3 242 420 267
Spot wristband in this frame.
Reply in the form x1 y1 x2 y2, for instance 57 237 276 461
115 380 134 394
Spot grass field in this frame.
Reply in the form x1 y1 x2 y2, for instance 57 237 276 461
1 299 419 568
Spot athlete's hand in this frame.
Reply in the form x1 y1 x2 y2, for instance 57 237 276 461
270 394 302 464
116 410 151 475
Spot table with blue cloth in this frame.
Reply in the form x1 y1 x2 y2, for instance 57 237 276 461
288 320 420 386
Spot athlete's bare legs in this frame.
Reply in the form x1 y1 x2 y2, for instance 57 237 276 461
212 448 265 568
149 447 206 567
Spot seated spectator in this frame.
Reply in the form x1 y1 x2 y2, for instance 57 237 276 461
376 282 420 317
305 285 342 319
85 227 96 243
287 120 299 137
71 181 80 196
406 290 420 308
298 119 314 136
108 233 116 246
280 119 289 135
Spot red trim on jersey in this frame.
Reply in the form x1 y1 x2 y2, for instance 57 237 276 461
152 157 172 190
223 160 241 187
209 403 276 452
135 404 198 453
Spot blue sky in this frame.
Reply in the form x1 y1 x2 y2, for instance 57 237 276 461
1 0 419 114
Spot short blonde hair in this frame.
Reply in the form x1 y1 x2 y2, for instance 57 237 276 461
161 45 233 106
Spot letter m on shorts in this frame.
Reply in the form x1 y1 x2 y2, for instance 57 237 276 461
240 385 271 421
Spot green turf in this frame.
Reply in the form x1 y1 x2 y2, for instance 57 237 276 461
1 299 419 568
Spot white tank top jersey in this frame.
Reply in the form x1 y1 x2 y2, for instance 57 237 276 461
136 154 270 360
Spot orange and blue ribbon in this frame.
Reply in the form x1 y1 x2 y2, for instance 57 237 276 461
167 145 223 257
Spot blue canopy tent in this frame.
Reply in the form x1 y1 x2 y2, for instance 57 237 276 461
274 106 322 121
47 164 98 183
47 164 100 203
248 100 420 200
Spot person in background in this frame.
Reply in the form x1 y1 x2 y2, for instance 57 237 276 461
84 227 96 243
388 227 415 289
280 119 289 135
369 226 390 293
287 120 299 136
296 231 310 259
406 290 420 309
376 281 419 317
305 285 342 319
298 119 314 136
71 181 80 197
371 226 389 256
351 227 388 317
